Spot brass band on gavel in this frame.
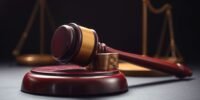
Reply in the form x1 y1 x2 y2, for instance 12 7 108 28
90 53 119 71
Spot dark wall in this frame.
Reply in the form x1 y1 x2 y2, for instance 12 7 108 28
0 0 199 62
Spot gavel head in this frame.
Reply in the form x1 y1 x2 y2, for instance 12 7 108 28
51 23 101 66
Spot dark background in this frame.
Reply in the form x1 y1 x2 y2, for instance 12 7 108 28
0 0 199 63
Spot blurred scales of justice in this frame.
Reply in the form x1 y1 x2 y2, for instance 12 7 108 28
13 0 183 76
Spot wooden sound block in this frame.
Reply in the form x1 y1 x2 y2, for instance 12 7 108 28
119 61 169 76
21 65 128 96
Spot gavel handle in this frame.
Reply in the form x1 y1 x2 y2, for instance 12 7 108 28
105 46 192 78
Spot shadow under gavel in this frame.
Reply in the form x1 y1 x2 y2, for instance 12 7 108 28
51 23 192 78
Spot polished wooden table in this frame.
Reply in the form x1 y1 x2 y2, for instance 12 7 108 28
0 62 199 100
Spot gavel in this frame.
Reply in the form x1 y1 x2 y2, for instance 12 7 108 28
51 23 192 78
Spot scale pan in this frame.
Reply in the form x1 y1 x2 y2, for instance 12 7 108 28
119 61 170 76
16 54 57 66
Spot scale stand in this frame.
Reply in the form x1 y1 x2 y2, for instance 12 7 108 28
13 0 57 66
119 0 182 76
